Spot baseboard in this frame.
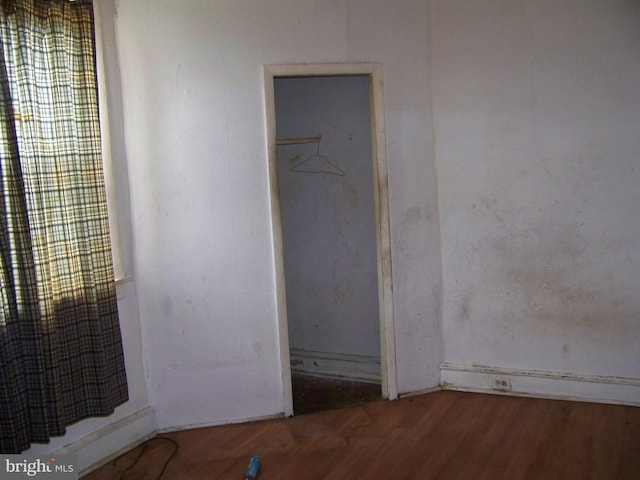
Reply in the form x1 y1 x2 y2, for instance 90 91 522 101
441 362 640 407
399 386 442 399
158 412 284 434
53 406 157 477
290 348 381 384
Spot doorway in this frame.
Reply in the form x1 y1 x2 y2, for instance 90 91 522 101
264 64 397 417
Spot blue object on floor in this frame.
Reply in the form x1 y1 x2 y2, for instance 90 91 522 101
244 455 260 480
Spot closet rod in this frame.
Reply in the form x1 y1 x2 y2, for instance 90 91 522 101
276 135 321 146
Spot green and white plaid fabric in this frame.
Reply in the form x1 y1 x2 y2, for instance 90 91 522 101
0 0 128 453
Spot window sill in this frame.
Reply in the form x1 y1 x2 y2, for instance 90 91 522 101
115 276 133 286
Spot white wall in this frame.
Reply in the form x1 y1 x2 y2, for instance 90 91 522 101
275 76 380 364
432 0 640 392
113 0 442 430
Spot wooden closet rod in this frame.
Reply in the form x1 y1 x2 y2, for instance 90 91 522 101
276 135 321 146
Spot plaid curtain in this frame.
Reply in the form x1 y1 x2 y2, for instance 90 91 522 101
0 0 128 453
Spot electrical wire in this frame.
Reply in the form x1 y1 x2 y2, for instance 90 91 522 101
119 437 179 480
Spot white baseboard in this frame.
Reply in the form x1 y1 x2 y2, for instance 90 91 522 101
399 386 442 399
441 362 640 407
53 406 157 477
158 412 284 434
290 348 381 384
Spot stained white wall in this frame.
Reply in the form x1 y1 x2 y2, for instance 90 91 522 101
113 0 442 430
275 76 380 361
432 1 640 380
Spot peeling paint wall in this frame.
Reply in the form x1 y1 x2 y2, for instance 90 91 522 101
432 0 640 380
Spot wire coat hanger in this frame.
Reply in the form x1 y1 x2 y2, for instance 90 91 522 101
290 136 345 176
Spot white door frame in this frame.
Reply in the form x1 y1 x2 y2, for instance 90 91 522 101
263 63 397 416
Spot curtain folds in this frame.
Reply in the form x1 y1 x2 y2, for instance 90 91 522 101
0 0 128 453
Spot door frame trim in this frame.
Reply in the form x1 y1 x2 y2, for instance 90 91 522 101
263 63 397 416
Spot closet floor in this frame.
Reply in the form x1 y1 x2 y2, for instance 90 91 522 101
291 373 381 415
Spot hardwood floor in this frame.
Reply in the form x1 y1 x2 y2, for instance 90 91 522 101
84 391 640 479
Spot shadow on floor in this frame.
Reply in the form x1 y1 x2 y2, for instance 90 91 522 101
291 373 381 415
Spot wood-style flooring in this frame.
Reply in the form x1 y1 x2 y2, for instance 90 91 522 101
83 390 640 479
